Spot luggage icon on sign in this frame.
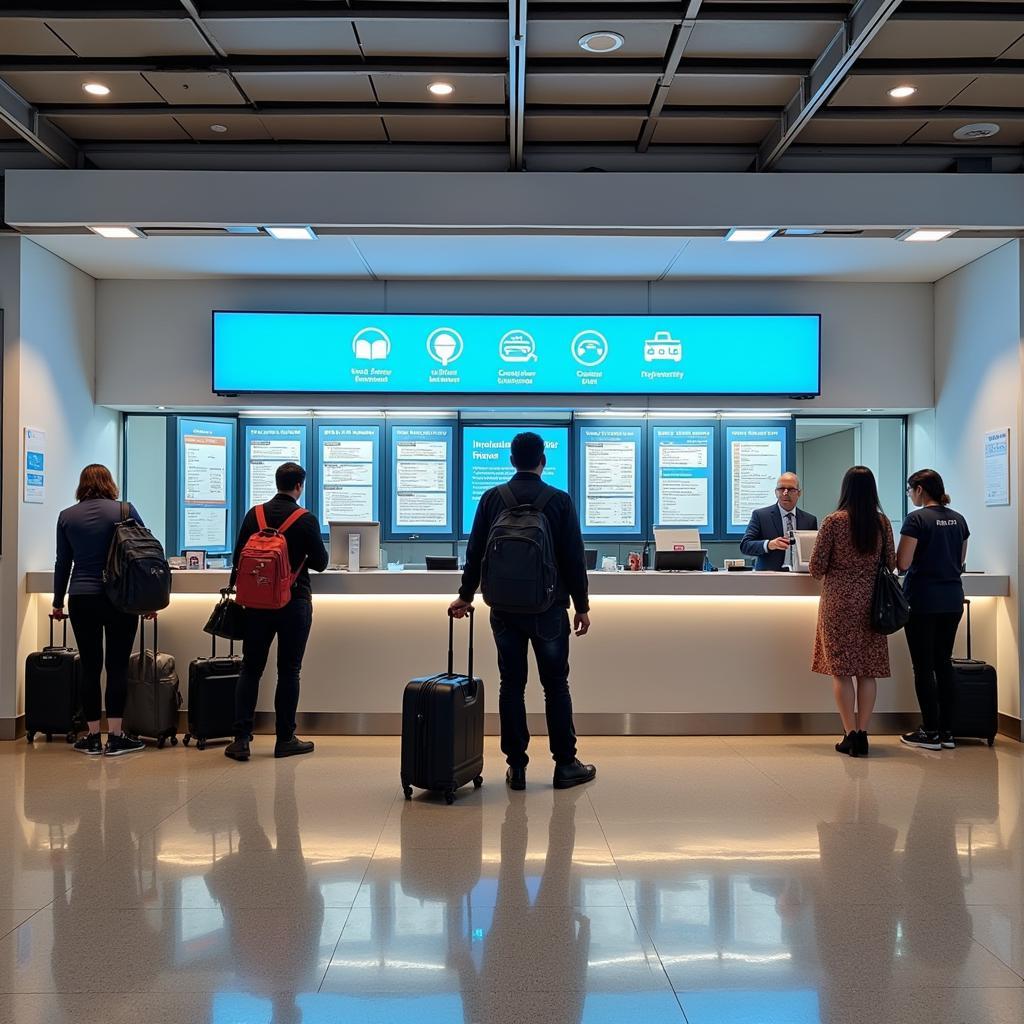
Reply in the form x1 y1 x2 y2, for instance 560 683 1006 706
644 331 682 363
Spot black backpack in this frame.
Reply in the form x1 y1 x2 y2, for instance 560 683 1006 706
481 484 559 614
104 503 172 615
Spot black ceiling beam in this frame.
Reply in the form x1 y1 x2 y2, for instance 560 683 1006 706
636 0 704 153
756 0 905 170
176 0 228 59
0 76 79 167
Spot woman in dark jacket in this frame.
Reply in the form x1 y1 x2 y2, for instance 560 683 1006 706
52 464 146 756
897 469 970 751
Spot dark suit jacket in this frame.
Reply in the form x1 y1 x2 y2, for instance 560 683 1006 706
740 504 818 571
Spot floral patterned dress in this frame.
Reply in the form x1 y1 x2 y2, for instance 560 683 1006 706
809 510 896 678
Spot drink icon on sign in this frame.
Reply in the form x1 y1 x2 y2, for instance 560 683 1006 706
643 330 682 363
426 327 464 367
571 329 609 367
499 330 537 363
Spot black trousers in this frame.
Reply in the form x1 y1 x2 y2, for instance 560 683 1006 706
490 605 578 769
233 598 313 741
904 608 963 733
67 594 139 722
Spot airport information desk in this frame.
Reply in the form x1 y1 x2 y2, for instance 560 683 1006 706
26 571 1010 736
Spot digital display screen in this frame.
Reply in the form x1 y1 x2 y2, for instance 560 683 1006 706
652 424 716 532
242 422 309 510
213 312 821 396
388 422 455 537
725 422 790 533
576 423 644 537
461 425 569 535
316 422 381 528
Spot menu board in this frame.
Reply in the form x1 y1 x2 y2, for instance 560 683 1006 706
725 423 789 533
176 417 235 553
652 424 716 532
389 423 455 537
243 422 309 508
461 425 569 535
576 424 643 537
317 423 381 526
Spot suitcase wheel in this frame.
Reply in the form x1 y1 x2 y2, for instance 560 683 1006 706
183 734 191 747
197 739 207 751
157 736 165 749
445 790 456 806
171 736 179 747
65 732 76 744
473 776 483 789
403 786 413 800
26 731 35 744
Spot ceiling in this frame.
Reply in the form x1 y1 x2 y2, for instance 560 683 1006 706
0 1 1023 175
26 230 1011 280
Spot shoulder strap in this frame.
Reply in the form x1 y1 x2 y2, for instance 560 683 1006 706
497 484 518 511
121 501 129 523
255 504 268 531
278 508 308 535
533 484 556 512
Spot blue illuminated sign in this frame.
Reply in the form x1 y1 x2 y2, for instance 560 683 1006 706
461 426 569 535
652 424 716 532
213 312 820 396
388 423 455 538
576 423 644 538
316 422 381 528
242 421 310 510
725 422 791 533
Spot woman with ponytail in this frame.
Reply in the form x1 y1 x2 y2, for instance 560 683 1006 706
897 469 970 751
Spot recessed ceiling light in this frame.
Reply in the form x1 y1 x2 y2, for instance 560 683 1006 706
725 228 778 243
82 82 110 97
210 123 228 133
578 31 625 53
903 228 954 242
156 406 168 411
428 82 454 97
265 226 317 241
87 225 143 239
887 85 917 99
953 122 1000 140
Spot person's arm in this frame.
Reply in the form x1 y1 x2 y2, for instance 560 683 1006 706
127 502 145 527
883 516 897 571
961 539 969 571
896 536 917 573
739 511 766 557
557 496 590 619
229 508 257 588
455 494 490 606
301 515 330 573
808 517 832 579
52 516 73 614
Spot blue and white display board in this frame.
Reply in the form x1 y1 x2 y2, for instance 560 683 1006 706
724 422 791 533
388 422 456 538
575 423 644 538
23 427 46 504
461 425 569 535
242 421 310 509
652 424 716 532
176 417 236 554
316 423 381 528
214 312 821 396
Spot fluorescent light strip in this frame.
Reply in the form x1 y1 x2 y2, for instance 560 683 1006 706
88 225 143 239
265 225 317 240
903 228 954 242
725 228 778 243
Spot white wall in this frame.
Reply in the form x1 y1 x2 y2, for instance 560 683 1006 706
95 279 935 411
933 240 1023 723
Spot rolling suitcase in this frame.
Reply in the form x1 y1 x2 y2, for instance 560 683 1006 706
183 635 241 750
124 616 181 748
401 609 485 805
25 615 84 744
950 599 998 746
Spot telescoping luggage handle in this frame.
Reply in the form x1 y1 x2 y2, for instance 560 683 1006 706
964 598 972 660
47 612 68 650
138 614 160 685
447 606 474 688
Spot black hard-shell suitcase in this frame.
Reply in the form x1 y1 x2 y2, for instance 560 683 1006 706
950 599 998 746
124 616 181 748
401 609 485 805
183 635 241 750
25 616 84 744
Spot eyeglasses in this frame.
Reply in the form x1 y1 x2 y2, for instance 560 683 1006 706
776 487 800 495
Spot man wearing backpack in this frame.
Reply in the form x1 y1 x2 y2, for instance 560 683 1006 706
225 463 329 762
450 432 595 791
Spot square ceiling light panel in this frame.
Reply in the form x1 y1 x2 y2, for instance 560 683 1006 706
3 18 75 55
143 72 248 106
233 72 375 104
203 18 361 56
43 18 212 57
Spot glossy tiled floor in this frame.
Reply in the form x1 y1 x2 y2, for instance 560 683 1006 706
1 734 1022 1024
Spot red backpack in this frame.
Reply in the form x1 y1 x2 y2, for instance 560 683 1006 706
235 505 308 610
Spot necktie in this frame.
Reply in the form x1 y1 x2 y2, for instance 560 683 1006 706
785 513 795 568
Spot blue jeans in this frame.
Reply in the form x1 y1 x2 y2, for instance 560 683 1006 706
490 605 577 768
234 598 313 741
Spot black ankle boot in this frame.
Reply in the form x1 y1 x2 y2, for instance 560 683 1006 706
854 730 870 757
835 732 855 754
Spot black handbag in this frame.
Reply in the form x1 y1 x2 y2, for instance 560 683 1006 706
871 545 910 635
203 589 247 642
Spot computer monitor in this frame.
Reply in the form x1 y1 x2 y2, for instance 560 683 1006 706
329 521 380 569
654 528 702 552
425 555 458 571
655 549 706 572
793 530 818 573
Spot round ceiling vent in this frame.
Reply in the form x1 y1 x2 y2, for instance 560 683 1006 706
578 31 624 53
953 122 1000 140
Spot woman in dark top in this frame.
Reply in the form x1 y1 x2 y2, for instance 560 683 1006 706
896 468 970 751
52 465 146 756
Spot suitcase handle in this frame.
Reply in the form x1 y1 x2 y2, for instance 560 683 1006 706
964 598 972 660
210 631 235 659
138 615 160 685
447 606 474 687
48 613 68 650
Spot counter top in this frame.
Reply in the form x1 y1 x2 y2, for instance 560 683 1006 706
25 569 1011 598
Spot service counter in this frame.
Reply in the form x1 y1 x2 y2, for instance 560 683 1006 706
26 571 1010 735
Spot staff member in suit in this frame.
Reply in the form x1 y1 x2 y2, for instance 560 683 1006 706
740 473 818 571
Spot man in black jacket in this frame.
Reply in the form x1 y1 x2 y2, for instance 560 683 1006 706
225 462 329 762
450 432 596 791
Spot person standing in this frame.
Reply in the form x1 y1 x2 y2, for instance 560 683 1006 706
896 469 970 751
740 472 818 571
52 464 146 756
809 466 896 757
450 431 596 791
225 462 329 762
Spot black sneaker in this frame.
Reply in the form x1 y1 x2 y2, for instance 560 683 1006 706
74 732 103 755
104 733 145 756
274 735 314 759
900 727 941 751
940 731 956 749
553 759 597 789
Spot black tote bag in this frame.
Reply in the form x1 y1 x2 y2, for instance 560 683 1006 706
204 590 247 642
871 544 910 635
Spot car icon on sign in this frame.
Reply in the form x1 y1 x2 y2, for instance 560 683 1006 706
499 330 537 362
644 330 682 363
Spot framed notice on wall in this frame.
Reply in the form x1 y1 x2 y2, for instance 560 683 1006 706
984 428 1010 506
23 427 46 505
